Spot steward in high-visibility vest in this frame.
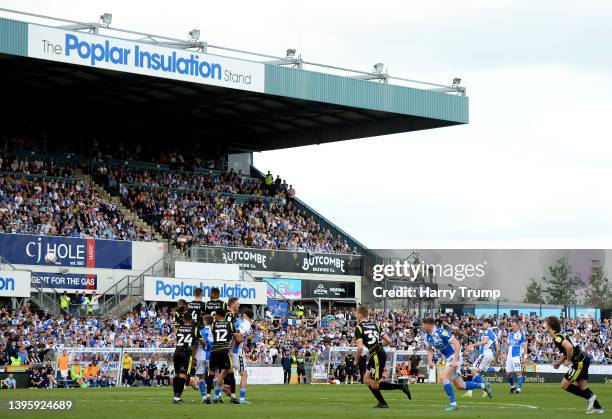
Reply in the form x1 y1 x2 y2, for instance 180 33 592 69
86 296 94 315
60 293 70 312
294 304 304 318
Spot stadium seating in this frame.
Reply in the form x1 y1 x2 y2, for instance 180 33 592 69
93 161 350 252
1 139 352 253
0 169 156 241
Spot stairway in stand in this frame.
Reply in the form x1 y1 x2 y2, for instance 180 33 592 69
74 168 157 239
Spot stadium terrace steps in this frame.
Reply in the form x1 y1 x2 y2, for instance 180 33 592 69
86 178 157 239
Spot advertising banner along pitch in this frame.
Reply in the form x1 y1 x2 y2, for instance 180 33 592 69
31 272 97 291
144 276 267 304
0 233 132 269
204 246 362 276
0 270 31 297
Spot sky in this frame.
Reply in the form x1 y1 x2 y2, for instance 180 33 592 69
3 1 612 249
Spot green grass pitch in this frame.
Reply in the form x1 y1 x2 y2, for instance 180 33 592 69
0 383 609 418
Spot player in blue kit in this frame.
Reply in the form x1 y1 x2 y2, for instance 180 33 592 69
505 320 527 394
421 318 492 411
465 318 497 398
195 315 214 404
229 310 254 404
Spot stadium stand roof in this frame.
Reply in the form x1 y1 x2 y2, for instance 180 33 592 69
0 10 468 153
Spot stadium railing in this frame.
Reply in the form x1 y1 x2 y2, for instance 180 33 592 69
0 172 83 182
0 256 63 315
4 148 81 166
96 248 179 317
90 159 234 179
116 182 284 206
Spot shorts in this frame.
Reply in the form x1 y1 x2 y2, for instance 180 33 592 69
60 370 68 379
173 350 192 375
367 350 386 381
505 355 522 373
565 358 589 383
210 351 231 372
195 347 209 375
444 352 463 369
231 353 246 373
195 357 209 375
474 353 494 371
443 352 463 379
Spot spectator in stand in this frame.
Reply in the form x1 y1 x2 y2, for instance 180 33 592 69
287 185 296 202
265 171 273 195
0 173 156 241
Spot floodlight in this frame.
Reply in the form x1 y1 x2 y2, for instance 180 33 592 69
100 13 112 26
286 49 296 60
452 77 461 86
189 29 201 41
373 62 384 74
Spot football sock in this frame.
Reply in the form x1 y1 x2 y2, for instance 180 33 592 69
369 387 387 404
443 382 456 403
517 376 523 389
215 385 222 397
206 375 214 395
566 386 602 409
565 384 589 399
507 376 514 387
198 379 206 397
227 374 236 396
465 381 484 390
173 377 184 398
240 388 246 401
379 382 403 390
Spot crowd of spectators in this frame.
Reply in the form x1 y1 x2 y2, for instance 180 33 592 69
1 138 348 254
90 139 225 171
94 164 347 253
97 165 286 198
1 303 609 375
0 174 156 241
0 154 75 177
